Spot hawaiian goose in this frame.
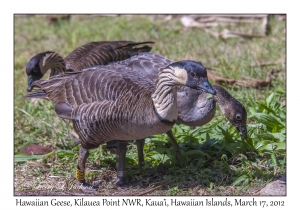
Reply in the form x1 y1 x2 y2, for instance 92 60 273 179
25 40 154 154
26 41 154 91
108 52 247 165
25 56 216 188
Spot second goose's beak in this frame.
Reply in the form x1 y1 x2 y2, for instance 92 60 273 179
240 126 248 139
235 124 248 139
27 75 40 92
27 75 34 92
197 78 216 95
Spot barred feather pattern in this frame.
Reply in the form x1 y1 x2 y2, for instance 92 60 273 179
30 41 154 84
64 41 154 72
110 52 173 81
41 52 66 77
32 65 178 149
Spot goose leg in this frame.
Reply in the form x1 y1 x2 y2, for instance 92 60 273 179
76 147 98 190
116 141 128 186
136 139 145 167
166 130 181 160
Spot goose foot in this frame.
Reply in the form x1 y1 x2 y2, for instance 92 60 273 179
115 170 129 186
112 176 127 187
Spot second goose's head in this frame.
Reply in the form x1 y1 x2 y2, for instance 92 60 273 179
213 85 248 139
167 61 216 95
26 51 65 92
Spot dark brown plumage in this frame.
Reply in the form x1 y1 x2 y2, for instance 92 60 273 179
25 41 154 91
64 41 154 72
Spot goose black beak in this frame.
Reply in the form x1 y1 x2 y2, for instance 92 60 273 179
241 129 248 139
27 75 34 92
236 125 248 139
197 78 216 95
27 75 40 92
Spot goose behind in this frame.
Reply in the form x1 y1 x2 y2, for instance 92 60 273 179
25 41 154 91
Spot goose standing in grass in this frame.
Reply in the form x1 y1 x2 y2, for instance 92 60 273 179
25 55 216 188
107 52 247 167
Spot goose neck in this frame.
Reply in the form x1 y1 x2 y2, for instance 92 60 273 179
152 68 179 123
211 85 234 115
40 52 66 77
212 85 231 106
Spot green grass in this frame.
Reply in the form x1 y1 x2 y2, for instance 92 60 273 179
14 14 286 195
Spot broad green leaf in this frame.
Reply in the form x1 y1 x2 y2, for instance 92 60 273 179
265 142 286 151
255 140 275 150
233 175 249 186
271 153 278 167
270 132 286 142
152 147 167 154
14 151 54 163
217 125 234 143
256 133 276 140
173 123 184 133
249 113 284 129
206 93 213 99
266 92 275 106
257 102 281 116
57 150 74 158
149 139 168 145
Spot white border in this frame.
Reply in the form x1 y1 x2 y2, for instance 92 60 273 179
6 0 298 209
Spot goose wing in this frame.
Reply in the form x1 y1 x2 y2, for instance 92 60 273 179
65 41 154 71
26 65 156 118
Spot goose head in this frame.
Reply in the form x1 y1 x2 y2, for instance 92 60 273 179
26 51 65 92
168 61 216 95
213 85 248 139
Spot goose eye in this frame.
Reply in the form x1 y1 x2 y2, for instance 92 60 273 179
236 113 241 120
190 71 196 77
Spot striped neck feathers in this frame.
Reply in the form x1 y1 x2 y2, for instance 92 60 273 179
39 52 66 78
152 66 188 123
